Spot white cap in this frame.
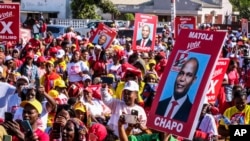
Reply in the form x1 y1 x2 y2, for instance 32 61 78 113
123 80 139 92
82 75 92 82
5 55 13 62
16 75 29 83
56 49 65 58
76 35 82 41
95 45 102 50
0 66 3 73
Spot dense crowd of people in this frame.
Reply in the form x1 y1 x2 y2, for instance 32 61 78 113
0 18 250 141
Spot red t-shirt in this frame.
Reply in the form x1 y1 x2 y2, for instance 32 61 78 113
13 128 49 141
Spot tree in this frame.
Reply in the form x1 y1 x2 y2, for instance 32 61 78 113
229 0 250 19
124 13 135 21
71 0 120 19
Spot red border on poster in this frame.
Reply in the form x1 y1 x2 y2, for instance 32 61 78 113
147 29 226 140
206 58 230 104
175 16 196 39
132 13 157 52
89 23 117 49
0 3 20 43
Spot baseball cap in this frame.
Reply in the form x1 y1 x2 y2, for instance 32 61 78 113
37 56 47 63
5 55 13 62
82 75 92 82
20 99 43 114
16 75 29 83
48 90 59 98
95 45 102 50
26 51 34 59
123 80 139 92
73 102 86 113
54 79 67 88
56 49 65 58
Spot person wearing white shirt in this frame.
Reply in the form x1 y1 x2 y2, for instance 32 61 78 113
66 51 89 83
101 80 147 137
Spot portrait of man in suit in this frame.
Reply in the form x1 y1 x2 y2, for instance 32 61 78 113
93 34 109 49
155 57 199 122
136 24 152 47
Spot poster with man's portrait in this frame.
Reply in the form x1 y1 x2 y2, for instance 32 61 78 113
89 23 117 49
132 13 158 52
147 29 226 140
175 16 196 39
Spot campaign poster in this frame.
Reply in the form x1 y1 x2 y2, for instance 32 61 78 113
132 13 158 52
0 3 20 42
89 23 117 49
175 16 196 39
206 58 230 104
20 28 31 45
241 18 248 37
0 82 16 119
147 29 226 140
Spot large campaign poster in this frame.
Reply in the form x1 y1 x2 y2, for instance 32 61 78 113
175 16 196 39
147 29 226 140
132 13 157 52
241 18 248 37
206 58 230 104
89 23 117 49
0 3 20 42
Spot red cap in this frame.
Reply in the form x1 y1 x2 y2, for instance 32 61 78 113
49 47 58 54
88 123 107 141
37 56 47 63
26 51 34 59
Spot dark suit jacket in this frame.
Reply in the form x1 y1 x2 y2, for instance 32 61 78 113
155 96 192 122
136 39 152 47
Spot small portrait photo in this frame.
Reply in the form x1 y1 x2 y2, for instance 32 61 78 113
92 32 111 49
136 23 154 47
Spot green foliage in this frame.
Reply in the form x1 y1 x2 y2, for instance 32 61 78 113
124 13 135 21
229 0 250 19
71 0 119 19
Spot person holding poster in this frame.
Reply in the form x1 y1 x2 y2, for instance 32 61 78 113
136 25 152 47
155 57 199 122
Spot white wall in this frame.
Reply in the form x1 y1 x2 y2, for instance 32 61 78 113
20 0 67 18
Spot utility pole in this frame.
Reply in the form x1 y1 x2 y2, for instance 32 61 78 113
170 0 176 37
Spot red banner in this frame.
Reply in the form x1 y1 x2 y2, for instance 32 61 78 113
0 3 20 42
89 23 117 50
206 58 230 104
147 29 226 140
175 16 196 39
132 13 158 52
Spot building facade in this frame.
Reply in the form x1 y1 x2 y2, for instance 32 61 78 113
111 0 234 24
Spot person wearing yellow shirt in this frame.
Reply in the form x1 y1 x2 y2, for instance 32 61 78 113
218 86 250 140
40 61 62 93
